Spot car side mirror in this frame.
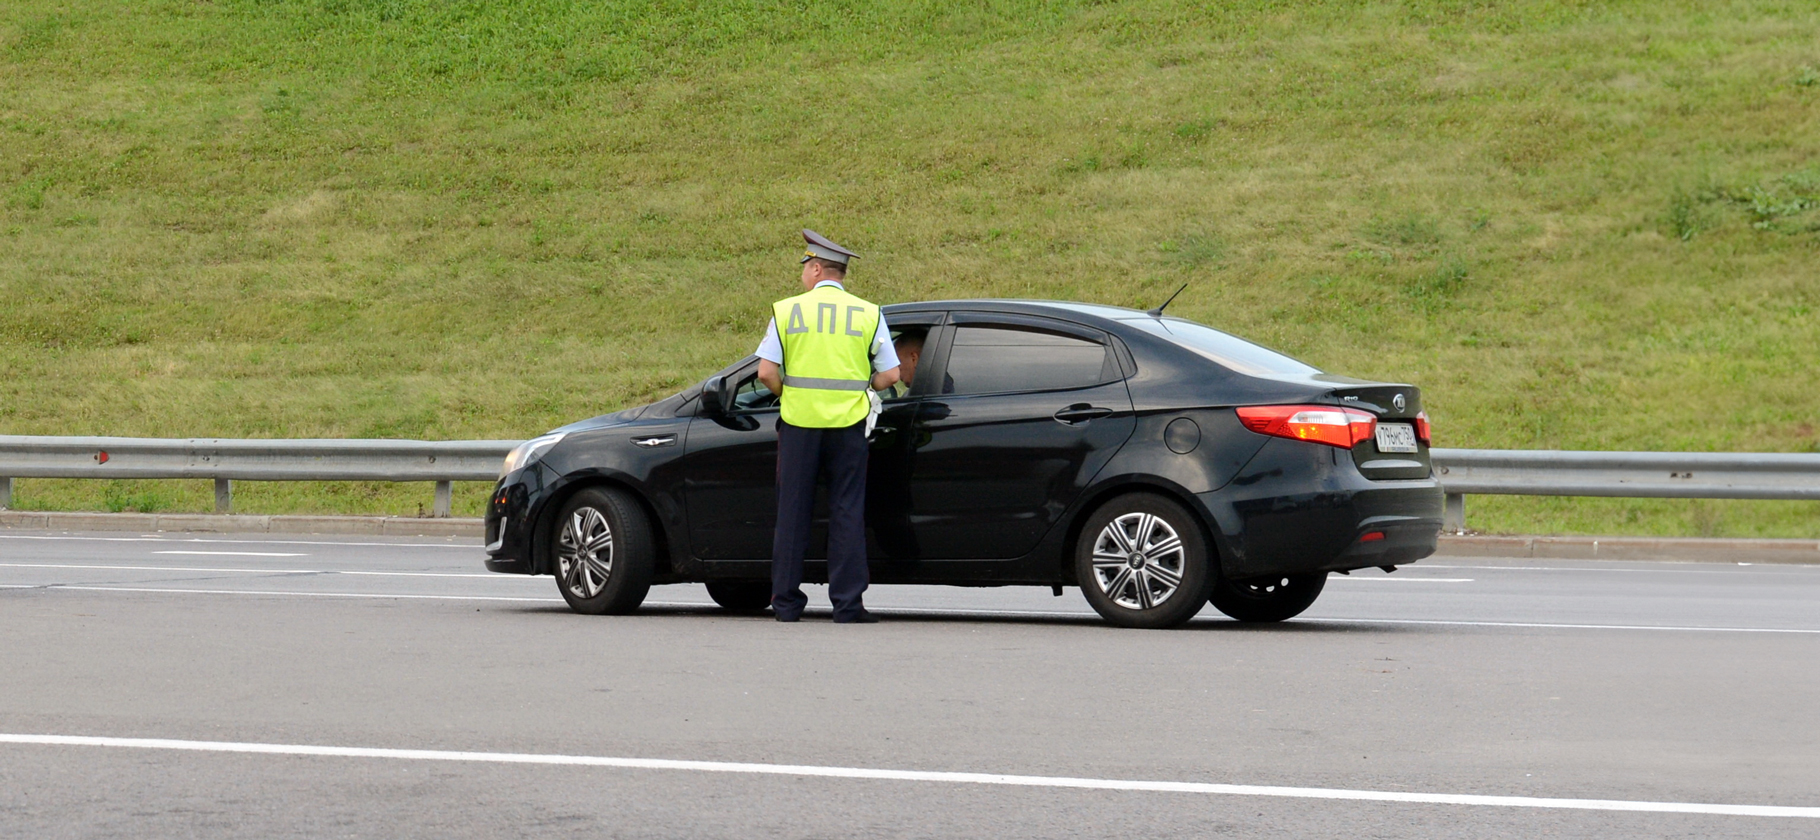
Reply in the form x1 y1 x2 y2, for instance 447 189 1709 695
699 375 728 415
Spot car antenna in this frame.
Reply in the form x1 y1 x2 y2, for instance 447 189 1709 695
1146 283 1189 318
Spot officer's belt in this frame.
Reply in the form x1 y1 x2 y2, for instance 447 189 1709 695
782 375 870 392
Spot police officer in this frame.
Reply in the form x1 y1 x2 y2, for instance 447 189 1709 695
756 230 900 623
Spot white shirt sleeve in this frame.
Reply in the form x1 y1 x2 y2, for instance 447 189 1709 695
755 319 783 364
871 313 901 372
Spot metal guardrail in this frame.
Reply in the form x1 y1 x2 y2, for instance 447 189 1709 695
0 436 520 516
0 438 1813 525
1430 449 1820 532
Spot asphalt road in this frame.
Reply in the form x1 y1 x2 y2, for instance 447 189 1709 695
2 529 1817 838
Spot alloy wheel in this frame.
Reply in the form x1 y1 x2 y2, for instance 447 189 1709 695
557 506 614 598
1089 512 1187 610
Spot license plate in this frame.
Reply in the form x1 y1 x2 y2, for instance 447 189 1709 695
1375 423 1418 453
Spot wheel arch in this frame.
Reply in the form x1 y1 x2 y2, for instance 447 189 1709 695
529 473 676 577
1058 476 1230 585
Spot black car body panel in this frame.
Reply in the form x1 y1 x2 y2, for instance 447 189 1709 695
485 299 1442 586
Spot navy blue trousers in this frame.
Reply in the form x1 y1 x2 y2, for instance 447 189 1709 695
772 419 870 620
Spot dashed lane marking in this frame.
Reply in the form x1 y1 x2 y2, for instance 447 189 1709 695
0 733 1813 819
0 535 474 549
0 563 522 579
1321 617 1820 634
8 585 559 603
1326 577 1473 582
1423 564 1819 575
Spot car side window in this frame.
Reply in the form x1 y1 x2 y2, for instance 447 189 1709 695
880 325 930 401
731 368 779 411
941 325 1116 396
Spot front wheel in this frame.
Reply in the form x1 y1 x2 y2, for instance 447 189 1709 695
550 486 655 615
1074 493 1214 629
1209 572 1327 622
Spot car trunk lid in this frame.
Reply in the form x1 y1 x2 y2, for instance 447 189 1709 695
1327 383 1432 480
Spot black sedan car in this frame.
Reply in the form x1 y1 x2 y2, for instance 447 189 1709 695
485 300 1442 628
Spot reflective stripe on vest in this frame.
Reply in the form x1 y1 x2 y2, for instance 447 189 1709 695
772 285 879 428
781 375 870 391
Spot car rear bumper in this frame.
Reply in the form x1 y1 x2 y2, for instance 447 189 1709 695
1196 439 1443 580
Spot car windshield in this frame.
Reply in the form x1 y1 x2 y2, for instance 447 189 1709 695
1120 317 1320 376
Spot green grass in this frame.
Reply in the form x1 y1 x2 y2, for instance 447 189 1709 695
2 1 1817 535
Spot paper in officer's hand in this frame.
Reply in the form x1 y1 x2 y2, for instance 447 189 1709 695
865 389 883 438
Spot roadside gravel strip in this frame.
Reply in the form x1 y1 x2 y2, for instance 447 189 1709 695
2 734 1815 820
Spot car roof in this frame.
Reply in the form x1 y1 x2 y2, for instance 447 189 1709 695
883 299 1148 329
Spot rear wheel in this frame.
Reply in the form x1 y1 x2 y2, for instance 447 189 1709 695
705 580 773 613
1074 493 1214 629
551 486 654 615
1209 572 1327 622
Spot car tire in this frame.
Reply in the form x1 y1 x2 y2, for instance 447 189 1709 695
1074 493 1214 629
705 580 773 613
1209 572 1327 622
550 486 655 615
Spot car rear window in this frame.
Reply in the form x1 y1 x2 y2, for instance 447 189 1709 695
1120 317 1320 376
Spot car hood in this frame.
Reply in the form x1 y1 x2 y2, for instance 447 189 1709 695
548 404 648 435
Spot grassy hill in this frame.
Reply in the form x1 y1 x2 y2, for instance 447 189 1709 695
2 1 1816 534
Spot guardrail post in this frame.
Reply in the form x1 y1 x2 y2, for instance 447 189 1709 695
1443 492 1465 534
214 478 232 514
1 477 11 510
433 481 452 518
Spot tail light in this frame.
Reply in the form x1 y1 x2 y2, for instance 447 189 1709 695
1414 411 1431 445
1236 405 1377 449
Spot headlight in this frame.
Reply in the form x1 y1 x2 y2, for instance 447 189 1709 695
501 433 566 478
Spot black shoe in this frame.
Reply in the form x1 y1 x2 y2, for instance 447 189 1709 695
834 610 879 624
774 612 801 623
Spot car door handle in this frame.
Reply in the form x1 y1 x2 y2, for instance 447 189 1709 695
1053 405 1114 425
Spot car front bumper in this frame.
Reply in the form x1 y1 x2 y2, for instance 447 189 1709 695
483 468 541 574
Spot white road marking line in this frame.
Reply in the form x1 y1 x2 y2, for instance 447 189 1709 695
0 535 475 549
1327 577 1474 582
154 551 307 558
1320 617 1820 634
31 586 561 603
1423 564 1819 575
0 733 1812 819
340 571 508 579
6 587 1817 634
0 563 521 580
1 563 321 574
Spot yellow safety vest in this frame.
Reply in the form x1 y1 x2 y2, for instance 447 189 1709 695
772 284 880 428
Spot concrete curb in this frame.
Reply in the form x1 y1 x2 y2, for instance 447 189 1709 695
0 511 482 538
2 511 1814 564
